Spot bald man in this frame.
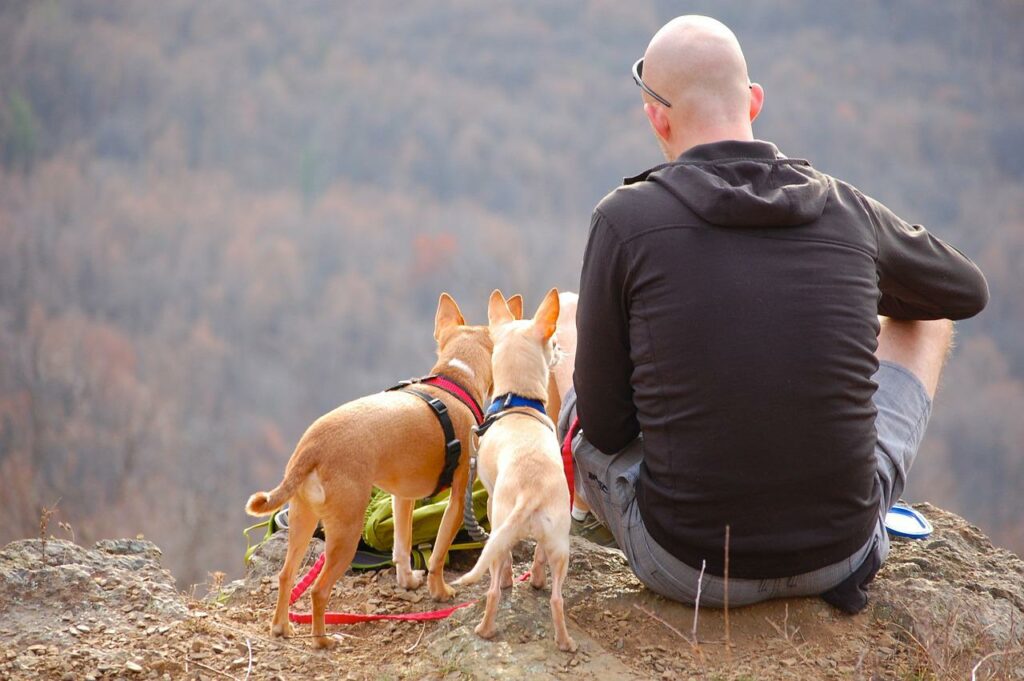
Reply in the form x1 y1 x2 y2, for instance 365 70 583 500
558 16 988 612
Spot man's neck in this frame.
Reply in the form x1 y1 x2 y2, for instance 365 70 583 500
665 124 754 161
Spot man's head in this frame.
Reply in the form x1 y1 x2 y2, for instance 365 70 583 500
637 16 764 160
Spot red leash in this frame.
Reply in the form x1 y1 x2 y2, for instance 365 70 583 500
288 553 529 625
561 416 580 507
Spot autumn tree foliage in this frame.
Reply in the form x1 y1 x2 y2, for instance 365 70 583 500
0 0 1021 583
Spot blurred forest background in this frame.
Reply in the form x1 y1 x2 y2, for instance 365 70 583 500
0 1 1021 585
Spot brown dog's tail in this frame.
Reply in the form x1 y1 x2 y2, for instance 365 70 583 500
245 489 285 517
245 452 316 517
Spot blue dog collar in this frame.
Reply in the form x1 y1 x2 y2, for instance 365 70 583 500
486 393 547 417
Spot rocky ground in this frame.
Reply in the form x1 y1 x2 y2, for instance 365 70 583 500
1 503 1022 680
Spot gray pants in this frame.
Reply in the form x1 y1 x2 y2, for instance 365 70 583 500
560 360 932 606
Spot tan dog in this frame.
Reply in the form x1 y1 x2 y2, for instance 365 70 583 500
246 293 494 648
454 289 576 652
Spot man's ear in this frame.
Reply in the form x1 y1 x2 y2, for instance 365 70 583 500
532 288 560 342
488 289 514 327
435 293 465 342
507 294 524 321
644 102 672 144
749 83 764 123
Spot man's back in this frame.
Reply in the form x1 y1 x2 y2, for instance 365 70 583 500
574 139 988 577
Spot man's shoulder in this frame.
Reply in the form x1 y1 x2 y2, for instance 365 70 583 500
592 165 679 235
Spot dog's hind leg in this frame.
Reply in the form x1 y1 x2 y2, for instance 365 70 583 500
271 499 319 638
309 487 370 649
475 556 504 640
392 496 424 590
500 550 514 589
530 543 547 589
547 545 577 652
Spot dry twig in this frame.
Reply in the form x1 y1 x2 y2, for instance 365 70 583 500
186 657 239 680
286 632 361 640
971 650 1012 681
890 620 939 678
403 623 427 654
38 499 61 548
692 559 706 642
764 603 798 642
764 603 812 665
723 524 731 656
244 638 253 681
634 604 695 647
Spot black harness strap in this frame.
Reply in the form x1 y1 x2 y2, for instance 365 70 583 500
394 386 462 498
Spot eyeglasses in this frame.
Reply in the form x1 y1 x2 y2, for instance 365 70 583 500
632 57 672 107
632 57 755 108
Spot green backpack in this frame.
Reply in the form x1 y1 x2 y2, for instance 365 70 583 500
244 481 489 570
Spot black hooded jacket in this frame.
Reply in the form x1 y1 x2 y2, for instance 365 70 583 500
574 140 988 578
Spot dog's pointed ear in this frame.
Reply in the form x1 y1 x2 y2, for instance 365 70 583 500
507 294 524 321
488 289 514 327
435 293 465 341
532 287 560 341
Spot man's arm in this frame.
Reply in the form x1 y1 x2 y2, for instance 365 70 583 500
859 191 989 320
574 209 640 454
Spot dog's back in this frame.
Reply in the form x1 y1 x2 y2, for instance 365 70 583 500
246 390 472 515
478 417 569 545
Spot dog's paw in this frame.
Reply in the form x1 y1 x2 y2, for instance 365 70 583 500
530 572 546 590
396 568 424 590
312 635 337 650
557 634 578 653
270 622 291 638
428 578 455 602
474 622 497 640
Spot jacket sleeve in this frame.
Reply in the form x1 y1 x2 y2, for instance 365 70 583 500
574 209 640 454
859 191 989 320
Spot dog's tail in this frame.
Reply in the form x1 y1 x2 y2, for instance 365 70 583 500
453 503 530 586
245 488 285 517
245 450 316 517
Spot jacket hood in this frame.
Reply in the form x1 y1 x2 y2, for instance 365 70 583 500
625 140 830 228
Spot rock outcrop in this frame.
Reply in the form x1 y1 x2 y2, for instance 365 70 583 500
1 504 1021 680
0 539 189 679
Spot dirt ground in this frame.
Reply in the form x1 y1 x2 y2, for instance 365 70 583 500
230 516 1023 681
1 503 1022 680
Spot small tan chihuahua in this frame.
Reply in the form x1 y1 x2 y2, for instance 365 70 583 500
455 289 576 652
246 293 494 648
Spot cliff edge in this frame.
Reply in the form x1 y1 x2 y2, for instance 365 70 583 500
1 503 1021 680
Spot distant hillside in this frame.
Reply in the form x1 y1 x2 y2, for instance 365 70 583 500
0 0 1021 583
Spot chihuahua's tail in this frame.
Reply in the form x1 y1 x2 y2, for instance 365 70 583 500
453 503 529 586
245 488 285 517
245 455 316 517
